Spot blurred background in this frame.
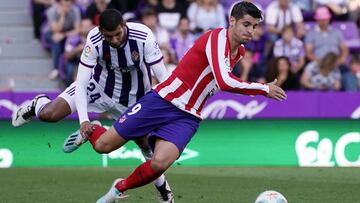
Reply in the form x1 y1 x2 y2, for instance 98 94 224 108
1 1 360 202
1 0 360 166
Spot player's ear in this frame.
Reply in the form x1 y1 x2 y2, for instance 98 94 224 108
229 16 236 28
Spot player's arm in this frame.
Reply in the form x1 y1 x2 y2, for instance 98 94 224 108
205 30 286 101
75 32 98 135
143 26 168 83
150 60 168 83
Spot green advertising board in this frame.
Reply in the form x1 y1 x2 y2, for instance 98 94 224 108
1 120 360 167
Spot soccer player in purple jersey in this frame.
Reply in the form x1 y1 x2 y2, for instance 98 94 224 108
67 2 287 203
12 9 174 203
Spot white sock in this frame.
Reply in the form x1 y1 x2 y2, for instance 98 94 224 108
141 149 166 187
35 97 51 118
153 174 166 187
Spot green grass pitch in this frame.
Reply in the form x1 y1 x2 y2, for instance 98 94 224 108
1 167 359 202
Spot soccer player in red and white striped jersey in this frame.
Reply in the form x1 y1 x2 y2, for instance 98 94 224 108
70 2 287 202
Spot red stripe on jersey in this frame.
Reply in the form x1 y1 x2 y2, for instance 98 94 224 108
155 74 176 92
185 72 213 111
164 81 188 101
196 95 209 116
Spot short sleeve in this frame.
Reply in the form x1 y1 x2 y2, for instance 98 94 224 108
46 5 57 23
144 30 163 66
79 32 98 68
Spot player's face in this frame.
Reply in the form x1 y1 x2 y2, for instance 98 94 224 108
231 14 260 44
101 24 127 48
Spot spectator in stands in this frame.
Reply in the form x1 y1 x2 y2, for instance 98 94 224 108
219 0 263 16
244 24 272 82
141 7 170 49
314 0 349 20
342 54 360 91
62 19 94 86
300 52 341 91
74 0 93 16
187 0 227 34
170 17 195 61
135 0 159 19
156 0 187 33
31 0 54 39
273 25 305 75
304 7 349 71
265 0 305 40
348 0 360 28
45 0 81 80
85 0 113 25
231 50 254 81
291 0 314 20
265 56 300 90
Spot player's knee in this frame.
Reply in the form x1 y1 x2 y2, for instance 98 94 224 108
38 106 59 122
150 157 172 173
93 141 112 154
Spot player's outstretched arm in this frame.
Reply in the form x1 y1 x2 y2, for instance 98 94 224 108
75 64 93 136
266 79 287 101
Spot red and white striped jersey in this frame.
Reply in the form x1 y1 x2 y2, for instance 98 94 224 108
154 28 269 118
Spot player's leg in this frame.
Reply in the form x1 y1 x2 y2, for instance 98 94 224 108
96 138 179 203
134 137 174 203
36 97 72 122
12 87 73 127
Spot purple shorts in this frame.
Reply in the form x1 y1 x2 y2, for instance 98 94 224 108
113 90 201 154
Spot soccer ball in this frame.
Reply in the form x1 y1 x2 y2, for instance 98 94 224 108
254 190 288 203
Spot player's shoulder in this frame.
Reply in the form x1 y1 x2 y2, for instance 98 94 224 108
127 22 152 41
86 27 103 46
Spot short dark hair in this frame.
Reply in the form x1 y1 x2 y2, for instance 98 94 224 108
230 1 263 21
99 9 124 31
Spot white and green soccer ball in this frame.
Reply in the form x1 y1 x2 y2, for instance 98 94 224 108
254 190 288 203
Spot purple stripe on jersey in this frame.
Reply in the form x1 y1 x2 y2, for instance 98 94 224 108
91 33 103 43
67 88 75 95
90 31 101 40
119 71 131 107
92 36 104 45
102 41 115 98
129 39 144 100
80 60 94 68
95 45 99 54
117 47 127 67
143 43 152 84
93 64 102 83
129 31 147 38
66 86 75 94
129 35 146 41
145 56 164 66
129 28 148 36
117 45 130 106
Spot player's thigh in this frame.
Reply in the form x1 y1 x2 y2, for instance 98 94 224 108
58 82 77 113
151 139 179 171
97 126 128 152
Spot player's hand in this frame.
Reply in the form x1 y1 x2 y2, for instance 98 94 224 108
266 79 287 101
80 121 94 138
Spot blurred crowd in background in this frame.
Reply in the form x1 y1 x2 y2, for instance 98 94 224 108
30 0 360 91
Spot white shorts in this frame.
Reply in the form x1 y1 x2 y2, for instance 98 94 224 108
59 79 128 120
